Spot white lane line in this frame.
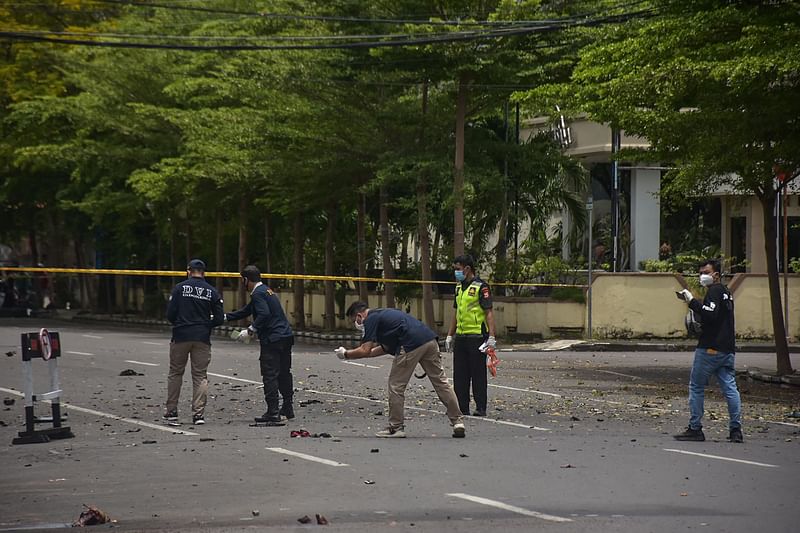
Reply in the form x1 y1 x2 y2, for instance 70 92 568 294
304 389 550 431
82 334 103 339
663 449 778 468
445 378 562 398
769 420 800 428
489 384 562 398
0 387 197 436
66 351 94 356
142 341 165 346
207 373 550 431
595 369 640 380
342 360 382 369
125 360 160 367
446 493 571 523
208 372 260 385
266 447 348 467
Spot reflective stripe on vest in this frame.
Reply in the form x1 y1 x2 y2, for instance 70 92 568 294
455 280 485 335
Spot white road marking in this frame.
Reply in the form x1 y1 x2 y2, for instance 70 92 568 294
125 360 160 367
0 387 197 436
66 351 94 356
142 341 165 346
489 383 562 398
595 369 640 380
446 493 572 523
82 334 103 339
208 372 260 385
304 389 550 431
769 420 800 428
445 377 562 398
663 449 778 468
266 447 348 467
342 360 382 369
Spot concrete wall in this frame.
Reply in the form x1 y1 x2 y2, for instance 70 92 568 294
128 273 800 340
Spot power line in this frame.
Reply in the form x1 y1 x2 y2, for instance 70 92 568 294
0 9 656 51
84 0 650 27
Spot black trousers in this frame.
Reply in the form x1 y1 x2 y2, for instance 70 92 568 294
258 336 294 412
453 335 487 414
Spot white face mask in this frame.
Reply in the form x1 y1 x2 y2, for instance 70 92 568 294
354 315 365 334
699 273 715 287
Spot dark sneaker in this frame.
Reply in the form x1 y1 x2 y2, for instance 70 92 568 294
729 428 743 443
254 412 281 424
280 403 295 420
673 427 705 441
452 422 466 438
163 409 178 422
376 426 406 438
473 410 486 417
192 414 205 425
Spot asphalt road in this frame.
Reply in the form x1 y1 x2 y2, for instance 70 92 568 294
1 319 799 532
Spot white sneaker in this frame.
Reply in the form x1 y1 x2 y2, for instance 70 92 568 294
376 427 406 438
452 422 466 438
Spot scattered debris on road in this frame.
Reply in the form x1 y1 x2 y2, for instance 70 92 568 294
316 514 329 525
72 504 112 527
119 369 143 376
298 515 311 524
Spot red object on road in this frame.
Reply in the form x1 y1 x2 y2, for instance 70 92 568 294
485 347 500 377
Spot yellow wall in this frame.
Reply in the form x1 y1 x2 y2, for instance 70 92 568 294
165 273 800 340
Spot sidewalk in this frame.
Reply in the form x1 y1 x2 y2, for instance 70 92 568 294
53 312 800 387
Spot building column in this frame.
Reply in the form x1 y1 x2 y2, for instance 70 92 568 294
561 207 571 261
630 167 661 270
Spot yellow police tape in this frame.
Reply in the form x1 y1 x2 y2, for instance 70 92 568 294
0 266 587 289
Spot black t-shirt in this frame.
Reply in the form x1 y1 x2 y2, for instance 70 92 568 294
362 308 437 355
689 283 735 353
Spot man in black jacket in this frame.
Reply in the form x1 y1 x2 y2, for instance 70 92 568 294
674 259 742 443
226 265 294 424
164 259 224 425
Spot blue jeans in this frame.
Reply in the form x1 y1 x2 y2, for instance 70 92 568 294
688 348 741 431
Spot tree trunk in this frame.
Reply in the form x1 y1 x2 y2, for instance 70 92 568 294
418 80 435 329
215 209 223 293
264 217 272 274
357 193 369 302
185 218 192 263
380 186 395 308
453 72 469 258
292 212 305 329
237 196 248 311
324 206 336 330
760 194 794 375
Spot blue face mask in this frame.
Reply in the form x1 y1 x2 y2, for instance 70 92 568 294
454 269 466 282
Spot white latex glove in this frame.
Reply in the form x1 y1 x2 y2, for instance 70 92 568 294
335 346 347 360
233 328 251 343
486 336 497 349
445 335 453 352
679 289 693 303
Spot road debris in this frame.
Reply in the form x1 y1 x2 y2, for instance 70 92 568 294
316 514 329 525
72 505 112 527
298 515 312 524
119 369 143 376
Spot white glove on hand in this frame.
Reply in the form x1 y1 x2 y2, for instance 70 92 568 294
233 328 251 343
679 289 693 303
486 336 497 349
445 335 453 352
335 346 347 360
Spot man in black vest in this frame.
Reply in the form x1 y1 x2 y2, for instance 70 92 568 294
226 265 294 424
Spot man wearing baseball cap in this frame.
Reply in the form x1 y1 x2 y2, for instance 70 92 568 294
164 259 224 425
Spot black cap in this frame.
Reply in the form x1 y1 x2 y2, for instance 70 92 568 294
187 259 206 271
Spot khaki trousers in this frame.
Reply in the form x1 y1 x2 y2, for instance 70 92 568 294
166 341 211 416
387 339 464 429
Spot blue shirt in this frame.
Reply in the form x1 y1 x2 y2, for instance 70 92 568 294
362 308 437 355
